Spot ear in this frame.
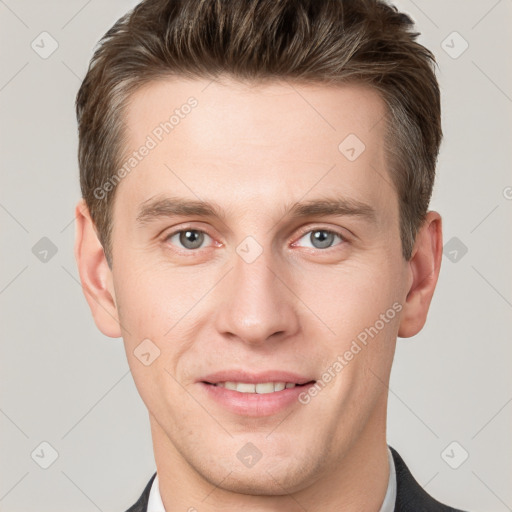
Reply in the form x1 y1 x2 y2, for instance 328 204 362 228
74 199 122 338
398 211 443 338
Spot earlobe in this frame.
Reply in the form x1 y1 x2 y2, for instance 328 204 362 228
398 211 443 338
74 199 122 338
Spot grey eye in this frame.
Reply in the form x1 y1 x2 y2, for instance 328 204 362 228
168 230 211 250
296 229 343 249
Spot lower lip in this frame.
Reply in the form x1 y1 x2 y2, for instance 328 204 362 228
199 382 316 417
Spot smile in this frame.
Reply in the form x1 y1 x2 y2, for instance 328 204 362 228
206 381 313 393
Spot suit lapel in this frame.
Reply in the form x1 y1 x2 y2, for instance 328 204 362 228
125 472 156 512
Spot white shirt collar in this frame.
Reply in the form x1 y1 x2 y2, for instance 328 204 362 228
147 473 165 512
148 446 396 512
379 446 397 512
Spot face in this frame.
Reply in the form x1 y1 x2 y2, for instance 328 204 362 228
80 77 430 496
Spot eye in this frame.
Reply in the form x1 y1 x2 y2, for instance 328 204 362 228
293 228 345 250
165 229 213 250
163 227 345 252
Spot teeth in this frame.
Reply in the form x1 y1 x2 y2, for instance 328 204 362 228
237 382 256 393
214 381 295 393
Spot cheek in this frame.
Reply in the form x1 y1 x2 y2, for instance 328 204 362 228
113 263 210 387
296 261 402 400
113 265 179 342
296 261 401 337
114 270 187 409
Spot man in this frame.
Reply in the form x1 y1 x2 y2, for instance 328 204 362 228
74 0 467 510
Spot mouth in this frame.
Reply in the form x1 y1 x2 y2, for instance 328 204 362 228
197 370 317 416
201 380 316 394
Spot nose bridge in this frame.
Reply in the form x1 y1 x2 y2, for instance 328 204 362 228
214 242 299 345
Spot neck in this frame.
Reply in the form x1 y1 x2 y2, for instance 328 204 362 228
151 398 390 512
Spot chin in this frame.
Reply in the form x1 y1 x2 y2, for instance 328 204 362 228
210 466 310 496
194 447 320 496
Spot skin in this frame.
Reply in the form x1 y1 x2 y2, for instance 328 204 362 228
75 77 442 511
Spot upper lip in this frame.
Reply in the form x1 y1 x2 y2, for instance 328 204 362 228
199 370 316 385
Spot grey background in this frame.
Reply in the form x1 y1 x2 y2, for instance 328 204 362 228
0 1 511 511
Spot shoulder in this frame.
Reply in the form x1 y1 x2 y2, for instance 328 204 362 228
390 446 468 512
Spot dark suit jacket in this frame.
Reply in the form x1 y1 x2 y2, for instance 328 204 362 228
125 445 468 511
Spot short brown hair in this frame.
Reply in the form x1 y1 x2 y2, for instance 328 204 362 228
76 0 442 266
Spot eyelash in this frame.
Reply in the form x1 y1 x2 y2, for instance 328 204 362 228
162 225 347 253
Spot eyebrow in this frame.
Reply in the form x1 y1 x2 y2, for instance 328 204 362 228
136 195 377 225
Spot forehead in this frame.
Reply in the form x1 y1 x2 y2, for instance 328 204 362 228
123 76 389 154
116 76 395 225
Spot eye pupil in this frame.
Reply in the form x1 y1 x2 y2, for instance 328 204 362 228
311 230 335 249
179 230 204 249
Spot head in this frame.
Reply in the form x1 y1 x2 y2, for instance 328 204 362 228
75 0 443 500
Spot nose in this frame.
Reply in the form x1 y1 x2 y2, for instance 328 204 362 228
213 247 300 347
